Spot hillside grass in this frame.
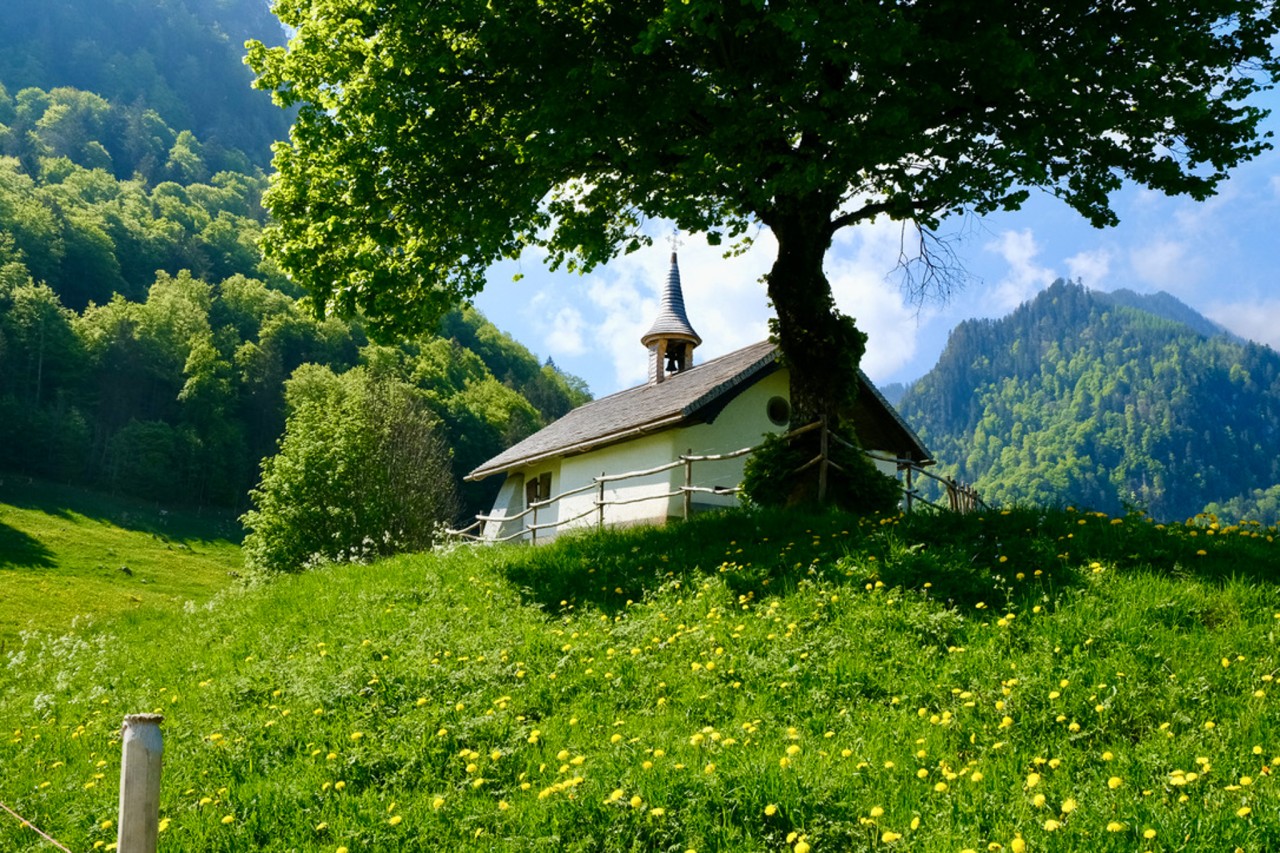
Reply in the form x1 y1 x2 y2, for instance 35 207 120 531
0 476 243 647
2 505 1278 851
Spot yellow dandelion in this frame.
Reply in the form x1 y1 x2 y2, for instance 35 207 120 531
388 815 402 826
1143 828 1157 839
1108 776 1123 789
221 815 235 825
1061 798 1077 814
1043 819 1061 831
882 831 902 842
870 806 885 818
1237 806 1252 818
1106 821 1125 832
765 804 778 816
1010 838 1026 853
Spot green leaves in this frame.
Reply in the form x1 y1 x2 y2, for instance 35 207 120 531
254 1 1280 334
241 365 459 573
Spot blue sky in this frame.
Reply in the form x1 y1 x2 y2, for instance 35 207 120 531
474 94 1280 399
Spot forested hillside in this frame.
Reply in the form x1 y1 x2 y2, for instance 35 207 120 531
0 0 289 166
0 2 590 522
898 280 1280 522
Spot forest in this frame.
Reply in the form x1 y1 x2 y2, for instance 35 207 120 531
898 281 1280 523
7 0 1280 539
0 3 590 525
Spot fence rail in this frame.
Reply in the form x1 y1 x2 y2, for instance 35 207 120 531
448 420 984 544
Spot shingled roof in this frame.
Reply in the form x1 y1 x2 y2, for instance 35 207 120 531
467 341 932 481
640 253 701 347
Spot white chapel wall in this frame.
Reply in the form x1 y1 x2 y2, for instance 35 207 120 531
558 430 678 533
674 369 791 511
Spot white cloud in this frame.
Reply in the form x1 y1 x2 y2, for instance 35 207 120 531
983 229 1056 313
584 271 657 390
1065 248 1112 287
1205 298 1280 350
826 221 930 382
557 232 776 391
542 305 588 358
1127 237 1203 294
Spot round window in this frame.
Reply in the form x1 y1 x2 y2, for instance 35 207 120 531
766 396 791 426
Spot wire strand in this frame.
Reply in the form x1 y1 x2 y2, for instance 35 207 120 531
0 799 74 853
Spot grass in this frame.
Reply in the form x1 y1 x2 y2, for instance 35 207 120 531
1 504 1278 851
0 476 243 647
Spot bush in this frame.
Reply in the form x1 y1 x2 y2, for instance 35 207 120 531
741 425 901 515
241 365 458 573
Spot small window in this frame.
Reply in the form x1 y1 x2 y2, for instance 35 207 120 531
525 472 552 508
766 396 791 426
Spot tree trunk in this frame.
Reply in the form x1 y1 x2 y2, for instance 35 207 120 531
764 205 866 426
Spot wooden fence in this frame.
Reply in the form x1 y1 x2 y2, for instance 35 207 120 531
448 419 985 544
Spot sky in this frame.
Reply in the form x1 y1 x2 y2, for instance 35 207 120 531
474 95 1280 400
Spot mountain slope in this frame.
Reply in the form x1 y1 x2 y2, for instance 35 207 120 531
0 0 288 164
0 4 591 520
898 280 1280 521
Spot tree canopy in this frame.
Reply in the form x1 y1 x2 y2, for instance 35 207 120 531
250 0 1280 423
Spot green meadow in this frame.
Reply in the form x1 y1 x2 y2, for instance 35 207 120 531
0 478 242 648
1 500 1278 851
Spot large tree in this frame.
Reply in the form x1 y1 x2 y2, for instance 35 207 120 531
248 0 1280 423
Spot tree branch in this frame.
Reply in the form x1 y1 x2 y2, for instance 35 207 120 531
891 219 970 307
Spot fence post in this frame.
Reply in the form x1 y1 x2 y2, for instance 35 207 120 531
597 473 605 530
531 502 538 546
904 464 914 513
683 449 693 521
817 418 829 504
117 713 164 853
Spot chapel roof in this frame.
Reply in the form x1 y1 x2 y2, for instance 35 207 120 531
466 341 932 481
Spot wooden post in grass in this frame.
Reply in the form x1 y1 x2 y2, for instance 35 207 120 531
683 450 693 521
904 464 914 514
817 418 829 504
117 714 164 853
598 473 605 529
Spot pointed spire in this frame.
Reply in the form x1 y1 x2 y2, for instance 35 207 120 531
641 252 701 347
641 253 701 383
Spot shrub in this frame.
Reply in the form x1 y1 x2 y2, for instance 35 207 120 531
241 365 458 573
741 424 901 515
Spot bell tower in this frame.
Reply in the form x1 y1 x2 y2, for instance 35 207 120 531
641 252 702 384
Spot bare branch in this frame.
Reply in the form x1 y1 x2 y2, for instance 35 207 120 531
890 219 973 308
